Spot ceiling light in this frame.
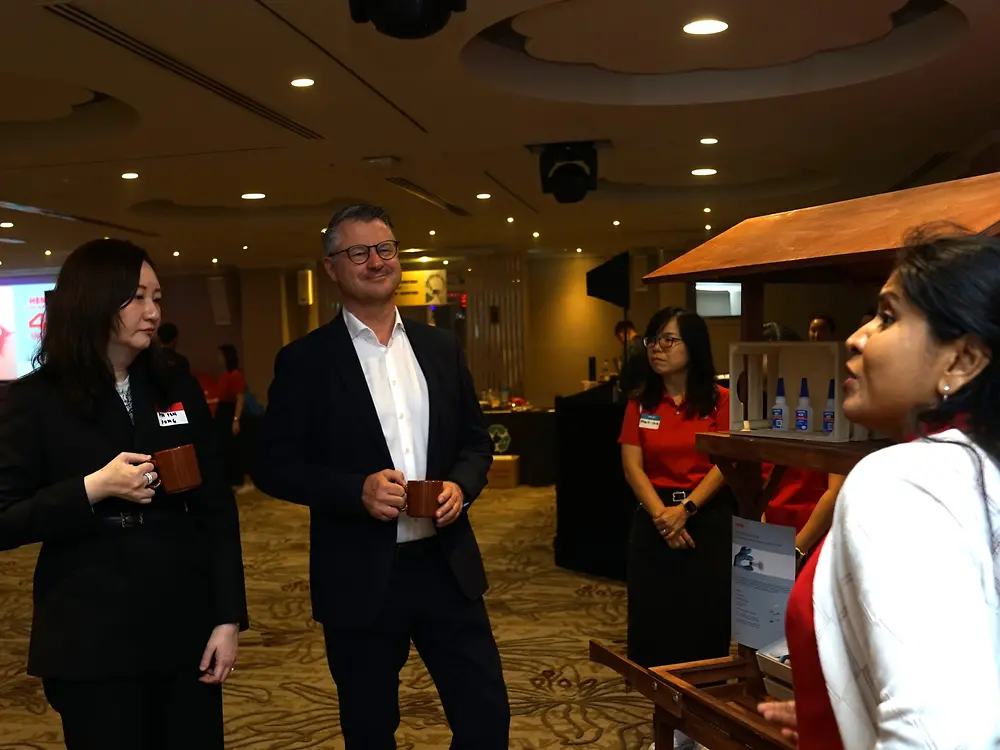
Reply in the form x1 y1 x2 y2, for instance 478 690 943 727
705 225 712 230
321 228 327 234
242 245 248 250
291 78 315 87
703 207 712 213
121 172 139 180
683 19 728 35
428 230 436 236
241 192 266 200
576 248 582 253
443 260 449 265
506 217 514 223
700 137 719 145
0 261 3 266
0 222 11 228
532 231 540 238
44 250 52 256
212 258 218 264
692 168 717 176
613 220 620 226
476 193 491 200
467 268 472 272
418 256 431 262
173 251 180 257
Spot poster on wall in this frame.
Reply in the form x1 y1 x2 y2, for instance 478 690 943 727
393 269 447 307
0 281 56 380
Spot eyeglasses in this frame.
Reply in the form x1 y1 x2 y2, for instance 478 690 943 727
329 240 399 265
643 334 684 350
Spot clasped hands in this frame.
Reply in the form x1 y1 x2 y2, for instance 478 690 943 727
653 504 695 549
362 469 464 527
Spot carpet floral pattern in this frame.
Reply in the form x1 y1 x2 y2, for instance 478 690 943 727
0 488 653 748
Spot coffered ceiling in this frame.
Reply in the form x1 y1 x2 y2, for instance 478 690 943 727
1 0 1000 273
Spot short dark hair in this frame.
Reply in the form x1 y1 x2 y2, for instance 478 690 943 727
638 307 719 418
218 344 240 373
322 204 395 257
896 228 1000 464
614 320 636 337
34 238 164 415
811 314 836 333
158 322 179 344
763 322 801 341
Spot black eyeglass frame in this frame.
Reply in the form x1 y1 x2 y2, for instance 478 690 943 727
327 240 400 265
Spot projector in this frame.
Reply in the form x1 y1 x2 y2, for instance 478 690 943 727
349 0 468 40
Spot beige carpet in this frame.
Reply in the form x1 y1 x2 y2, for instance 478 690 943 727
0 487 652 749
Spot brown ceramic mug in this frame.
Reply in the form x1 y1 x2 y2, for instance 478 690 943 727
153 444 202 494
405 480 444 518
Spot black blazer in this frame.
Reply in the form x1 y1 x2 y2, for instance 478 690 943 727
0 364 248 680
253 313 493 628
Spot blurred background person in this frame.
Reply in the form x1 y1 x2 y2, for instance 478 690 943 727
0 238 247 750
157 321 190 377
619 307 734 750
614 319 647 397
215 343 250 493
761 231 1000 748
807 314 836 342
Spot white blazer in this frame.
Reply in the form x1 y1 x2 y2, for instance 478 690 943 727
812 429 1000 748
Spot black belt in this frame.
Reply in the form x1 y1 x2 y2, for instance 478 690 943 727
96 506 187 529
654 488 688 506
395 536 439 559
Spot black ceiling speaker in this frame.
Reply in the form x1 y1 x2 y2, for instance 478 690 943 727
539 141 598 203
349 0 467 40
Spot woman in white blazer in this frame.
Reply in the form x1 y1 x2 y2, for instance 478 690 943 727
760 227 1000 749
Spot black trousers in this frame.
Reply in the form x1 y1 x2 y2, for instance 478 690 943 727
323 537 509 750
214 401 243 486
627 487 735 668
42 672 223 750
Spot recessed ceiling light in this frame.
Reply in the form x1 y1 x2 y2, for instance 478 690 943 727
44 250 52 256
532 231 540 238
418 256 431 262
173 251 180 257
705 225 712 230
212 258 218 264
0 261 3 266
241 192 266 200
291 78 315 88
467 268 472 272
428 230 436 236
476 193 491 200
443 260 449 265
121 172 139 180
576 248 583 253
242 245 248 250
321 228 326 233
700 137 719 145
0 222 11 228
506 217 514 223
613 220 620 226
692 168 718 176
683 19 728 35
703 207 712 213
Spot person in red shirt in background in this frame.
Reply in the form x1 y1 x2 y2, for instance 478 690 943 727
216 344 248 492
619 307 734 750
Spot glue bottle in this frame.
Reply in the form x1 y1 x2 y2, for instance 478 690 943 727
795 378 813 432
822 379 836 434
770 377 789 431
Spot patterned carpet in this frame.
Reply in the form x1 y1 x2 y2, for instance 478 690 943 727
0 487 653 749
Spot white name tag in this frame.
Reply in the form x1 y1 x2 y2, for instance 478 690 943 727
639 414 661 430
157 402 189 427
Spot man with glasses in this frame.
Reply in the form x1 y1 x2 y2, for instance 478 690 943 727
253 204 509 749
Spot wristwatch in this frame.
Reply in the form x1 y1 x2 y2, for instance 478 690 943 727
683 500 699 516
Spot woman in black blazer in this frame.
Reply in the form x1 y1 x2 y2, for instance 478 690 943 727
0 239 248 750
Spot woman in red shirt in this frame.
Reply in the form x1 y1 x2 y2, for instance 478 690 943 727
216 344 246 489
619 307 735 689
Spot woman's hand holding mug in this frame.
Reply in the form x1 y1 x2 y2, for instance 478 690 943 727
84 452 158 505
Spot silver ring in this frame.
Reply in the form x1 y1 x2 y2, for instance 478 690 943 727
144 472 154 487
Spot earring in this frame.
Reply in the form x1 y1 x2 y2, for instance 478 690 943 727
942 384 951 402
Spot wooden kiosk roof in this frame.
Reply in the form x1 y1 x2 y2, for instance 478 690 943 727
645 171 1000 284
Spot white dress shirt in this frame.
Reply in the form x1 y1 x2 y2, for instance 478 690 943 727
343 308 435 543
812 429 1000 748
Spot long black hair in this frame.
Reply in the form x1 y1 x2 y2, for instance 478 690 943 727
638 306 719 418
896 228 1000 465
219 344 240 373
33 238 164 415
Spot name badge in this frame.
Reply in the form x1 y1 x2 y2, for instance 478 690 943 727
157 402 189 427
639 413 661 430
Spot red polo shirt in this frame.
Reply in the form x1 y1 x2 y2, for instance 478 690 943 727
618 387 729 492
764 467 829 533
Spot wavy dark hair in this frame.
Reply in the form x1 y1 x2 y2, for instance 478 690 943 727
218 344 240 373
896 227 1000 465
638 307 719 418
33 238 165 415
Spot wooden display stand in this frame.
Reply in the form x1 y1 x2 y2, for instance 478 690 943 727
591 172 1000 748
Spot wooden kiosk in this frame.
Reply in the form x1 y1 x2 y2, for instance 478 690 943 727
590 171 1000 749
